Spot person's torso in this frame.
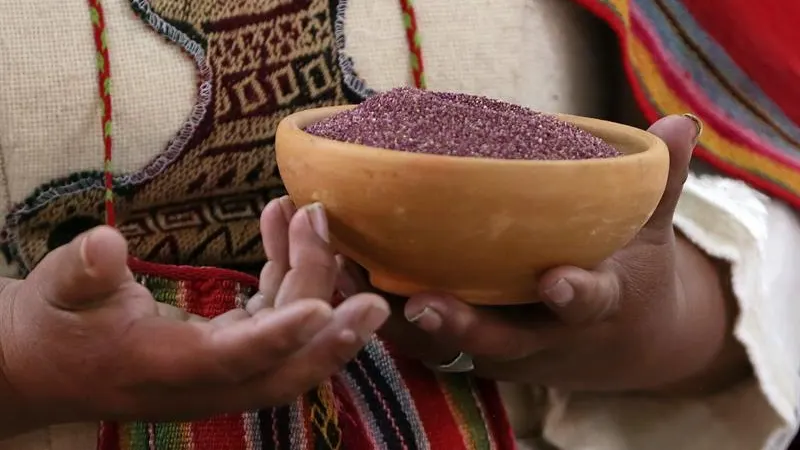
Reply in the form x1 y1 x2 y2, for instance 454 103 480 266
2 2 791 450
0 0 611 277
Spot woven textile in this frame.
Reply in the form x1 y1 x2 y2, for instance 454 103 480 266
577 0 800 209
98 258 516 450
0 0 518 448
2 0 361 273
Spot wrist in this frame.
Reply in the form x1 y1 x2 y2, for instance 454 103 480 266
653 233 750 395
0 278 43 439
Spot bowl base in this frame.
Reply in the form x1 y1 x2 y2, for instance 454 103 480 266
369 271 538 306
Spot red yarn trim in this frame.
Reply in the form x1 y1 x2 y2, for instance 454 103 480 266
127 256 259 287
399 0 426 89
87 0 116 226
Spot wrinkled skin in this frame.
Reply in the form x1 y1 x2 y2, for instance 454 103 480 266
0 202 389 437
0 114 746 440
350 114 747 393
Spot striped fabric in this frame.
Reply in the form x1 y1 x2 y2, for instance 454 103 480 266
577 0 800 208
98 257 516 450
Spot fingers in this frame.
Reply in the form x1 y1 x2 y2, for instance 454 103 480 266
27 226 133 311
143 293 390 415
402 294 549 362
643 114 702 234
377 300 444 361
537 263 622 325
129 299 334 385
335 255 370 298
254 196 295 312
261 196 296 263
274 203 338 306
255 198 338 312
241 293 390 404
401 263 622 366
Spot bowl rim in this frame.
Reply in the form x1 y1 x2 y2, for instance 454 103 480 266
277 105 668 168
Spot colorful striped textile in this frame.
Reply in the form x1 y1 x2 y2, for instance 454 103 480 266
97 257 516 450
576 0 800 208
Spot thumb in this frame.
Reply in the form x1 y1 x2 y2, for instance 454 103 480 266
28 226 133 310
538 263 621 325
642 114 702 234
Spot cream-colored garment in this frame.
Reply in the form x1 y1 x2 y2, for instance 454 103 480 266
0 0 194 207
0 0 797 449
538 173 800 450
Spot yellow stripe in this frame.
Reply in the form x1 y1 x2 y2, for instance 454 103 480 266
604 0 630 25
626 36 800 193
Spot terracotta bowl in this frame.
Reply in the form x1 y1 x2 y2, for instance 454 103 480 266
275 105 669 305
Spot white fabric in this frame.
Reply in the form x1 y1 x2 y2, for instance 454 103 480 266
532 174 800 450
343 0 609 117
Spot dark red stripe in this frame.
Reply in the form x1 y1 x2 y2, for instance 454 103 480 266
680 0 800 125
572 0 800 209
391 354 467 449
331 376 376 450
191 414 248 450
98 421 120 450
475 379 517 450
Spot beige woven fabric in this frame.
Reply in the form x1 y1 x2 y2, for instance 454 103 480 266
0 0 194 216
344 0 609 116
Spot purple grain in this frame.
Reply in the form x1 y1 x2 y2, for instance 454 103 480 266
305 87 621 160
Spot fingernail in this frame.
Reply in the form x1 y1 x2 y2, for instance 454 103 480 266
356 302 390 341
246 292 265 310
78 230 97 273
334 255 357 297
336 275 359 298
682 113 703 145
406 306 443 332
79 233 92 266
304 203 329 243
544 279 574 306
278 195 296 222
299 308 333 342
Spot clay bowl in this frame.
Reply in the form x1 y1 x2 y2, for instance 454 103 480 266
275 105 669 305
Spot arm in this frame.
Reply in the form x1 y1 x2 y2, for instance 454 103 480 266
542 173 800 450
672 172 800 429
656 232 750 395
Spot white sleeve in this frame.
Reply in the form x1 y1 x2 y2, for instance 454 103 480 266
542 173 800 450
673 172 800 448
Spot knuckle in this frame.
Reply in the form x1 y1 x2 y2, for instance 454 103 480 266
260 260 289 282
